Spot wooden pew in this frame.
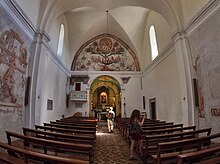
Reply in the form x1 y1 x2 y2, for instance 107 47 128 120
116 117 166 135
124 122 175 139
142 123 183 131
151 132 220 164
51 121 97 127
196 156 220 164
143 128 212 160
142 125 196 135
23 127 95 145
0 141 88 164
61 116 97 120
0 151 24 164
124 123 183 140
35 125 96 136
58 116 98 124
6 131 92 162
56 119 98 124
177 145 220 164
56 118 97 124
44 122 96 131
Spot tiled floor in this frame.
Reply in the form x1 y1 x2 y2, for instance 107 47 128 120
92 122 144 164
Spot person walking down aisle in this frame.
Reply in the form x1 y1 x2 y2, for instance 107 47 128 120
106 107 115 133
129 109 145 160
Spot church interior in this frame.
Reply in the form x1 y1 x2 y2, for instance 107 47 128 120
0 0 220 163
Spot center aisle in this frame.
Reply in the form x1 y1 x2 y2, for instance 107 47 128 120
92 121 144 164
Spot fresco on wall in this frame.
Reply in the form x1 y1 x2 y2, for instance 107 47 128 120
72 34 140 71
189 11 220 121
193 55 204 118
198 85 205 117
0 29 28 112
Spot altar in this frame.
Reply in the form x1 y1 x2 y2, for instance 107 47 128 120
97 112 107 121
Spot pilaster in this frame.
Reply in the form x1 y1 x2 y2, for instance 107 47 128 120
172 31 194 126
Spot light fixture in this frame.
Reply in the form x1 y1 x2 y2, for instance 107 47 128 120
106 10 109 34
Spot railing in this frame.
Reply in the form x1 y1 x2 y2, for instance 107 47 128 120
70 91 87 101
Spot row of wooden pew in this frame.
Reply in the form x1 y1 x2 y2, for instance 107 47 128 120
116 117 220 164
0 116 98 164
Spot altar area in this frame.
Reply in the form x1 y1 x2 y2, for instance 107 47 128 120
92 105 113 121
97 111 107 121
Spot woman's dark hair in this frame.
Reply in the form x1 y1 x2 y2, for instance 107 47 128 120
130 109 141 123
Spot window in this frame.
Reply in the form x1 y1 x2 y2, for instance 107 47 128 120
57 24 64 57
47 99 53 110
75 82 81 91
149 25 158 60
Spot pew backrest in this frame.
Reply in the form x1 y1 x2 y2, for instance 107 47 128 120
23 127 95 145
142 123 183 131
51 121 96 127
142 125 196 135
44 123 96 131
0 141 89 164
144 128 212 158
152 132 220 164
177 145 220 164
35 125 96 135
6 131 92 157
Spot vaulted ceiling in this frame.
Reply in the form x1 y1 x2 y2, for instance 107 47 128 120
23 0 209 68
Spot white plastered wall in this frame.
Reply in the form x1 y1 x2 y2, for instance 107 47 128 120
35 46 68 125
123 76 142 118
141 10 172 70
143 51 182 123
30 11 71 125
14 0 41 28
47 13 70 67
68 73 142 118
140 10 183 123
180 0 210 26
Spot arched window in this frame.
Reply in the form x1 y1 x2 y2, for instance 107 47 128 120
57 24 65 57
149 25 158 60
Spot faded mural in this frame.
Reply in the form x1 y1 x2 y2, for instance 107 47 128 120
188 10 220 133
72 34 140 71
0 29 28 113
193 56 205 118
0 5 31 141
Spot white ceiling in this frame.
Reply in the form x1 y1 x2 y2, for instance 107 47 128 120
17 0 209 67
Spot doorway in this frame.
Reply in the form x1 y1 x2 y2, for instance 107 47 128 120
89 75 121 118
149 98 156 120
